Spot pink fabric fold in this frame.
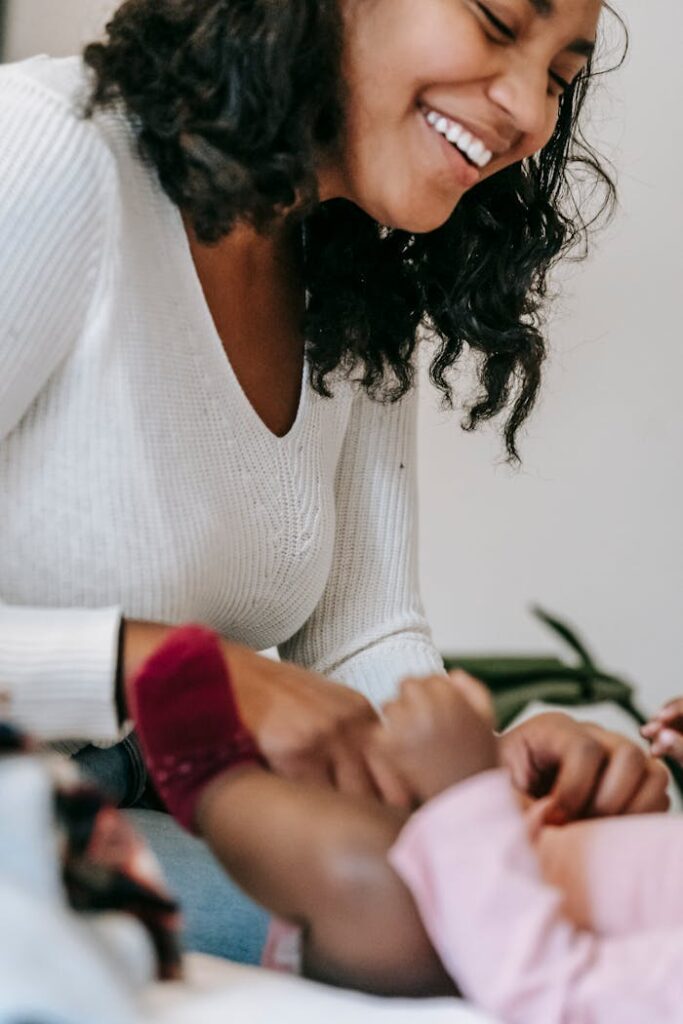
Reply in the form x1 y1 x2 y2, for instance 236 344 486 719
390 769 683 1023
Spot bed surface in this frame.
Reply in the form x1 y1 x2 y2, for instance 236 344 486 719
144 954 500 1024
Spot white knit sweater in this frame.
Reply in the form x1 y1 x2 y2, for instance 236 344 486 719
0 56 444 744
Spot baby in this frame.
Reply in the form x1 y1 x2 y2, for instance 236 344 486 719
130 627 683 1023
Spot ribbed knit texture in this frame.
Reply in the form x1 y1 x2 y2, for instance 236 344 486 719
0 56 444 744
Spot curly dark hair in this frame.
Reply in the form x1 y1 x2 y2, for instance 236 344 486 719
84 0 624 461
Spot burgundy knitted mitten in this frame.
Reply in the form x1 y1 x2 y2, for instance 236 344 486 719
129 625 264 834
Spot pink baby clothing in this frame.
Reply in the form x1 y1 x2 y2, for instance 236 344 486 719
390 769 683 1024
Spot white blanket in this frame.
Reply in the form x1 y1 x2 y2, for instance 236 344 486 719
144 955 499 1024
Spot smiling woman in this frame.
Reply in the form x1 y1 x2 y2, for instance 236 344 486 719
1 0 660 973
84 0 616 460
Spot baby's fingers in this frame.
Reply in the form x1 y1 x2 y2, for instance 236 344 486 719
650 728 683 765
654 697 683 730
641 697 683 746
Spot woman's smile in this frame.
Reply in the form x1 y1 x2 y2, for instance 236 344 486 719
421 107 495 171
416 105 483 192
327 0 602 233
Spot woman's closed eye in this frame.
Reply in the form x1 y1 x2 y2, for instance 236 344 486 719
474 1 517 43
549 71 574 96
472 4 582 98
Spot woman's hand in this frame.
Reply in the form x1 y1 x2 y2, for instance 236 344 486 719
226 641 393 800
370 672 499 805
499 712 670 824
122 620 409 805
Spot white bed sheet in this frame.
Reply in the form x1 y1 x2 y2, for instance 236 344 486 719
144 955 500 1024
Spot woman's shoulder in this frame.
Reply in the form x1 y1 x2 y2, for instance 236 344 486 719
0 55 121 217
0 55 137 182
0 54 86 101
0 55 103 138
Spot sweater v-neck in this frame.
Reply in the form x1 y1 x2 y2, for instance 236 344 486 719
170 204 309 444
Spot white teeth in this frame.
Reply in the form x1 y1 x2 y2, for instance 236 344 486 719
467 139 485 163
446 124 462 145
422 106 494 169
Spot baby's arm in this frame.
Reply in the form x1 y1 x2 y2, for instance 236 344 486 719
195 765 453 996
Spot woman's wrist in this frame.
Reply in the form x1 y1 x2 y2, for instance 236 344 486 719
114 619 253 727
214 639 281 735
115 619 175 722
126 625 264 833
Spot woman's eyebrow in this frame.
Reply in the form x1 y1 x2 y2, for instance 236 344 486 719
525 0 596 58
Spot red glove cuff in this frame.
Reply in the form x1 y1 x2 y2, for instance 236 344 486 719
129 625 264 834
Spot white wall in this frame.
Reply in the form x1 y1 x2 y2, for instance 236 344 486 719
5 1 682 709
4 0 111 60
418 0 683 708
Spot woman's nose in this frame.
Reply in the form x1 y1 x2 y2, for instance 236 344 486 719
487 61 550 139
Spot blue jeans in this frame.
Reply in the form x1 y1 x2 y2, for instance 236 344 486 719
73 739 270 962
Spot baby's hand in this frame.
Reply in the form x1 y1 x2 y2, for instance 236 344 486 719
371 672 499 805
641 697 683 764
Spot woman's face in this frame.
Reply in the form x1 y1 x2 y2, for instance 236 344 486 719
320 0 602 231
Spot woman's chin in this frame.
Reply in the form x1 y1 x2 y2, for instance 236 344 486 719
407 208 459 234
368 193 463 234
389 207 459 234
368 185 464 233
338 170 464 233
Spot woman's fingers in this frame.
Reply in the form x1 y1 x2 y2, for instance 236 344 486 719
623 761 671 815
549 735 607 821
583 739 650 817
579 722 670 818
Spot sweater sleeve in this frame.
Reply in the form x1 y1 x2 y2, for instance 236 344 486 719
390 770 683 1024
279 385 444 708
0 64 122 742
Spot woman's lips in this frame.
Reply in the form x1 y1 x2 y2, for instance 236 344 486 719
418 108 482 191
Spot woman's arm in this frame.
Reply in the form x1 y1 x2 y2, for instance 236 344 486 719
279 384 444 709
0 65 112 441
0 69 383 778
121 620 388 800
0 64 123 742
